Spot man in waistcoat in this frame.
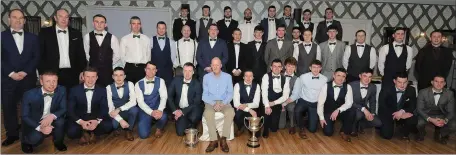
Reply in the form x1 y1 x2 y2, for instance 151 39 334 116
196 5 215 42
280 5 300 41
296 29 321 76
150 21 177 87
233 70 260 137
319 25 345 81
343 30 377 83
279 57 299 134
248 26 268 84
217 6 239 42
172 5 196 41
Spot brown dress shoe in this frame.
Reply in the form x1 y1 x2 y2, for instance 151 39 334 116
89 132 97 144
79 132 90 145
340 132 351 142
219 137 229 152
113 129 121 137
235 128 245 137
125 130 134 141
154 129 164 138
299 129 307 139
205 141 218 152
289 127 296 134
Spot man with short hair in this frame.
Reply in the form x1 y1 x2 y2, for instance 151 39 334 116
172 6 196 41
264 24 294 68
296 29 321 76
195 24 228 82
196 5 215 41
279 57 299 134
319 25 345 81
248 26 268 84
150 21 177 86
343 30 377 83
233 70 260 137
315 8 343 44
226 28 252 84
175 25 198 69
260 5 281 42
217 6 239 42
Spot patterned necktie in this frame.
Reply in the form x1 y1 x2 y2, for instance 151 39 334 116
12 31 23 35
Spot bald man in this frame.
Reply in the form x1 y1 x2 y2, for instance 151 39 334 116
175 25 198 69
238 8 255 44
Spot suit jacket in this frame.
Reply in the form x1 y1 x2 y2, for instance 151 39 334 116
167 77 202 115
226 42 253 74
38 26 87 74
248 40 268 81
415 44 453 90
417 87 454 121
21 86 67 133
172 18 197 41
349 81 377 114
264 38 294 68
260 18 281 42
68 84 108 122
315 20 343 44
279 17 300 41
216 19 239 42
298 21 314 34
319 40 345 76
1 29 39 79
378 85 417 118
195 38 229 69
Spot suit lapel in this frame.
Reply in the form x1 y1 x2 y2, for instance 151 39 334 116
5 29 20 55
51 26 60 59
428 89 436 106
38 88 44 114
177 80 183 103
22 32 30 55
68 28 75 64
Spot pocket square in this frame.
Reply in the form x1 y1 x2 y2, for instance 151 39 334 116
405 98 410 101
72 38 78 40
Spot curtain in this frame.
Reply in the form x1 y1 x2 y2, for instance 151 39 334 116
24 16 41 35
69 17 83 32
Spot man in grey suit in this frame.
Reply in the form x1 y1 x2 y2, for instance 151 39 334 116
416 75 455 144
279 57 299 134
264 24 294 69
349 69 382 137
280 5 298 41
319 25 345 81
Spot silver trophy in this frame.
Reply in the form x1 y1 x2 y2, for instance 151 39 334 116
184 128 199 147
244 116 264 148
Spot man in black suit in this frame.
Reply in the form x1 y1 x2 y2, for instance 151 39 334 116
172 6 196 41
38 9 87 93
217 6 239 42
167 62 203 136
248 26 268 84
300 9 314 35
315 8 343 44
226 28 253 84
1 9 40 146
378 72 417 140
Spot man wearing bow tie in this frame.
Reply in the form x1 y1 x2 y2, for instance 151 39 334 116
1 9 39 146
175 25 198 69
196 5 215 41
291 27 303 59
348 69 382 137
315 8 343 44
150 21 177 87
136 62 168 139
286 60 328 139
216 6 239 42
227 28 253 84
238 8 255 44
67 67 112 145
343 30 377 83
261 59 291 138
20 72 67 153
320 25 345 81
260 5 281 42
296 29 321 76
106 67 138 141
39 9 87 94
378 72 417 140
248 26 268 84
378 28 413 88
120 16 151 83
278 58 299 134
233 70 260 137
299 9 314 35
83 14 121 87
196 24 228 82
280 5 298 41
264 25 294 69
173 6 196 41
416 75 455 144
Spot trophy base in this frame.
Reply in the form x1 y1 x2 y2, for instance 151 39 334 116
185 143 198 148
247 143 260 148
247 138 260 148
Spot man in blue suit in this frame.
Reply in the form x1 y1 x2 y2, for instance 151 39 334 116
167 62 203 136
259 5 281 42
1 9 40 146
67 67 112 145
195 24 228 82
21 72 67 153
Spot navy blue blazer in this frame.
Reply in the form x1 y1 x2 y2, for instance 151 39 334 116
259 18 281 42
195 38 229 69
167 77 202 115
21 86 66 133
1 29 39 79
68 84 108 122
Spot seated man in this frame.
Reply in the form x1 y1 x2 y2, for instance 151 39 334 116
317 68 355 142
136 62 168 139
21 71 67 153
233 70 260 137
67 67 112 145
107 67 138 141
416 75 455 144
378 72 417 140
349 69 382 136
168 62 203 136
203 57 234 153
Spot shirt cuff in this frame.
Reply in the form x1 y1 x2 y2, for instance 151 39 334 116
426 117 431 122
8 72 15 77
244 107 251 112
319 115 325 121
52 114 57 120
76 119 82 124
97 118 102 124
400 109 405 114
145 108 154 116
35 125 41 131
114 115 123 122
337 107 344 113
361 107 366 112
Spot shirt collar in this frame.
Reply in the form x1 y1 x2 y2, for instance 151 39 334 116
145 77 156 82
360 82 368 88
396 87 405 92
56 26 68 32
393 41 403 46
115 82 125 88
356 42 365 46
131 32 142 36
432 89 443 94
285 72 294 77
328 39 337 43
184 79 192 83
272 72 281 76
41 87 54 95
209 37 218 41
303 41 312 44
244 82 252 85
332 82 342 87
326 19 333 22
84 84 95 89
225 17 231 20
10 28 23 32
94 30 106 35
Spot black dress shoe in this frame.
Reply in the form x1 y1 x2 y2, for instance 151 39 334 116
21 143 33 153
2 136 19 146
439 136 449 145
262 131 269 138
54 143 67 151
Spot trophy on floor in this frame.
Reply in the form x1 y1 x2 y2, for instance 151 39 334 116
184 128 199 147
244 116 264 148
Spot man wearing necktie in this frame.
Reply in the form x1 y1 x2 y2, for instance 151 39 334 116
315 8 343 44
317 68 355 142
106 67 138 141
343 30 377 83
136 62 168 139
195 24 228 82
67 67 112 145
260 5 281 42
319 25 345 81
150 21 177 87
83 14 121 87
196 5 215 42
238 8 255 44
1 9 40 146
416 75 455 144
216 6 239 42
20 72 67 153
264 24 294 69
378 72 417 140
278 58 299 134
296 29 322 76
226 28 253 84
233 70 260 137
378 28 413 88
172 5 196 41
248 26 268 84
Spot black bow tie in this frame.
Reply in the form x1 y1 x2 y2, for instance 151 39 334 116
293 41 300 44
333 85 342 88
396 90 405 94
434 92 443 96
277 38 284 41
272 76 280 79
246 21 251 24
158 37 165 40
329 42 336 45
85 88 94 92
245 85 251 88
285 75 292 78
116 85 123 89
183 39 190 42
395 44 403 47
285 17 291 20
303 22 310 24
304 44 311 46
58 30 67 34
183 82 190 86
312 76 319 79
361 86 368 89
269 19 275 21
133 35 140 38
225 20 231 22
12 31 23 35
210 39 217 41
326 21 332 24
203 18 209 21
43 93 54 97
255 41 262 44
95 33 103 36
234 43 240 46
357 45 364 47
146 81 155 84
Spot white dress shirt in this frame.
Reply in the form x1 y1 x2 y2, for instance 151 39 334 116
209 37 217 48
289 72 328 102
75 85 101 124
151 36 178 68
195 17 214 37
378 41 414 75
294 42 322 61
317 82 353 120
180 17 187 25
433 89 442 106
224 18 232 27
292 40 303 59
238 20 255 44
277 38 284 50
342 43 377 70
233 83 261 112
261 73 290 108
267 18 277 41
107 81 136 122
179 79 192 109
234 43 240 69
254 40 263 51
302 20 311 29
328 40 337 53
136 77 168 116
83 30 121 68
176 38 198 67
56 26 71 68
11 28 24 54
36 88 58 131
326 19 333 27
119 33 151 66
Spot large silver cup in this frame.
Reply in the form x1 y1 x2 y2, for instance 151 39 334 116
244 116 264 148
184 128 199 147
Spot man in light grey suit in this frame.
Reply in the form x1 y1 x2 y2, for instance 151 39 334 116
280 5 298 41
319 25 345 81
279 57 299 134
264 24 294 69
416 75 455 144
349 69 382 137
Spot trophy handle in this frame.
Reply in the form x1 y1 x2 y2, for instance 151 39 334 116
244 117 250 130
195 130 199 144
259 116 265 129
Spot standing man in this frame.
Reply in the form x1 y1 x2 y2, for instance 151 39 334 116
203 57 234 153
280 5 298 41
226 28 252 84
150 21 177 86
315 8 343 44
1 9 39 146
415 30 453 91
320 25 345 81
84 14 121 87
248 26 268 84
195 24 228 82
175 25 198 68
120 16 151 83
233 70 260 137
172 6 196 41
278 57 299 134
343 30 377 83
300 9 314 34
217 6 239 42
378 28 413 88
291 27 303 60
238 8 255 44
264 25 294 68
196 5 215 41
260 5 281 42
296 29 321 76
39 9 87 93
